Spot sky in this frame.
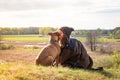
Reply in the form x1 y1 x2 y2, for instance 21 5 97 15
0 0 120 30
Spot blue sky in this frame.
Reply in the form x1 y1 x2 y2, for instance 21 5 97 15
0 0 120 29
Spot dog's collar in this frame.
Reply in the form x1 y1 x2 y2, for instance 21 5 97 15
50 39 59 44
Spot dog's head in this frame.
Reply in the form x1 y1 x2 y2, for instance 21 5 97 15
56 26 74 47
48 32 60 44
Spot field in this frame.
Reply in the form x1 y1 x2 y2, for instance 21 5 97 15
0 35 120 80
0 62 120 80
2 35 120 43
2 35 49 42
97 37 120 43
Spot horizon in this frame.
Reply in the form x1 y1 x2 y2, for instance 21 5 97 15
0 0 120 30
0 26 116 30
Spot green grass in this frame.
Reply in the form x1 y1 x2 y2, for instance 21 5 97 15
97 37 120 43
2 35 49 42
2 35 87 42
74 37 120 43
0 44 14 50
76 36 120 43
2 35 120 43
76 37 86 42
0 62 120 80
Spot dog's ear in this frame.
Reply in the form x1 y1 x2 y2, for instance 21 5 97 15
48 32 60 36
54 32 60 36
48 32 52 35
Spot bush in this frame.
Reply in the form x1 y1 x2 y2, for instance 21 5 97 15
94 56 114 68
112 50 120 68
99 45 113 54
32 46 40 49
0 44 14 50
94 50 120 69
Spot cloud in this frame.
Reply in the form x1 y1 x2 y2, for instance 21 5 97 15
0 0 120 29
95 8 120 13
0 0 120 14
0 0 64 11
89 0 120 13
0 0 89 11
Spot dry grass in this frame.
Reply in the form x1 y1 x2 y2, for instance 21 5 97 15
0 62 120 80
0 48 39 64
0 36 120 80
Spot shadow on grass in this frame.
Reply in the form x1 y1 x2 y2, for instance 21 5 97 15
73 68 113 78
86 69 113 78
97 70 113 78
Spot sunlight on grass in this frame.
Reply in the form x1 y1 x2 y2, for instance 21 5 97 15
2 35 49 42
2 35 120 43
97 37 120 43
0 62 120 80
2 35 87 43
76 37 86 42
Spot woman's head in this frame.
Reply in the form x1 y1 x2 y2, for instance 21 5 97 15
57 26 74 47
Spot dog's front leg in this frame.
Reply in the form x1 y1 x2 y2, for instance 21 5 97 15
55 55 60 67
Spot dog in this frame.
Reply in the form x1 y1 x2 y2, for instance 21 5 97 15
35 32 61 66
56 26 103 70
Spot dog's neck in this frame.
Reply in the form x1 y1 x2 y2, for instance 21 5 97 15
50 39 60 51
50 39 59 44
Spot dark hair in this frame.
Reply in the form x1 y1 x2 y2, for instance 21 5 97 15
59 26 74 37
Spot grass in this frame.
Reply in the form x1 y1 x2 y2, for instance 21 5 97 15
97 37 120 43
13 46 41 51
1 34 120 79
76 37 86 42
0 44 15 50
75 36 120 43
2 35 87 43
1 35 120 80
0 62 120 80
2 35 49 42
2 35 120 43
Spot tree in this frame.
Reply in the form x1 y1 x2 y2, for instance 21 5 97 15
87 31 98 51
112 27 120 39
39 27 55 35
0 28 2 46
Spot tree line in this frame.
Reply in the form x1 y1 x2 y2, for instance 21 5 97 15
0 27 120 39
0 27 56 35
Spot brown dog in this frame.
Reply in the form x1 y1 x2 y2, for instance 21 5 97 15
35 32 61 66
56 26 103 70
